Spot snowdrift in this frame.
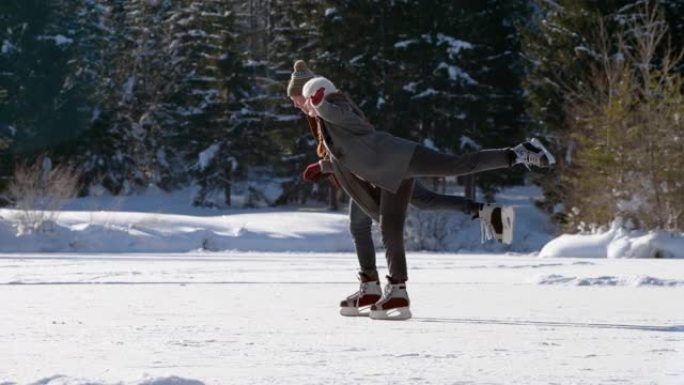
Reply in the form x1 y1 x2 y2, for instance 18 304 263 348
0 210 354 253
0 186 553 254
2 185 684 257
21 375 205 385
540 221 684 259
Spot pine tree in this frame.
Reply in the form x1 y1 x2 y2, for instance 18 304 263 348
65 1 255 201
230 0 329 206
0 51 12 154
0 0 91 156
164 1 249 207
71 0 135 194
70 0 171 194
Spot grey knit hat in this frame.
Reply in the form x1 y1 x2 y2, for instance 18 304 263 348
287 60 315 97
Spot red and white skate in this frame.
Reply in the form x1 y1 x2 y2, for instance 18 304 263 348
369 277 411 321
339 273 382 317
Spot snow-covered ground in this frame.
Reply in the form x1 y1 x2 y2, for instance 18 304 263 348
0 185 554 254
1 185 682 257
1 186 683 384
1 252 683 385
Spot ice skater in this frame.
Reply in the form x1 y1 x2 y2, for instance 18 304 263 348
286 60 555 320
290 61 515 226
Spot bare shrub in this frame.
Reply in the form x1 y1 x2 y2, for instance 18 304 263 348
9 156 82 233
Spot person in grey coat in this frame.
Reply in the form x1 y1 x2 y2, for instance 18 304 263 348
287 60 555 320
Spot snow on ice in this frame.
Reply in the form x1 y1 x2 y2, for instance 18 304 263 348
1 252 682 384
1 186 683 385
537 274 684 287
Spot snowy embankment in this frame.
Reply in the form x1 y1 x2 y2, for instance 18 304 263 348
2 186 684 385
0 185 682 257
540 220 684 259
0 186 555 254
0 209 353 253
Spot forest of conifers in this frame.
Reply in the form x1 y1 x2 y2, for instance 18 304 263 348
1 0 683 231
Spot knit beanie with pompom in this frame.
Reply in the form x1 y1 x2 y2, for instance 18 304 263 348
287 60 315 97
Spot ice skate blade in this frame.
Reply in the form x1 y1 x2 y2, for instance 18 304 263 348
369 307 412 321
340 306 371 317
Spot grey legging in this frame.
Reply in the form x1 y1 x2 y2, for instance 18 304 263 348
410 181 479 212
349 178 414 283
349 180 483 282
407 145 514 178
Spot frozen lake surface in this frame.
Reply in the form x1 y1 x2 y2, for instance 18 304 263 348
1 252 682 385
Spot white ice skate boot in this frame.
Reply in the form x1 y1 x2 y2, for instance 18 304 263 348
479 204 515 244
369 278 412 321
512 138 556 168
339 273 382 317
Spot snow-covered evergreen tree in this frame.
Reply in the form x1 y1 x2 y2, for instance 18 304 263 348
0 0 90 156
165 1 249 207
74 0 175 194
229 0 329 206
63 0 136 194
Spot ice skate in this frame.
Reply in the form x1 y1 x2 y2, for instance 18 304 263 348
479 204 515 244
369 278 411 321
339 272 382 317
512 138 556 168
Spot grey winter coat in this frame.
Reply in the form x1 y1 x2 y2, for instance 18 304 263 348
322 155 382 222
314 92 417 194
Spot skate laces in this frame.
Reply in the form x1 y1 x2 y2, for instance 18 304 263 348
347 283 365 301
479 205 495 243
514 138 554 169
383 283 393 299
347 280 375 304
515 144 538 169
480 217 495 243
380 281 406 302
359 281 371 296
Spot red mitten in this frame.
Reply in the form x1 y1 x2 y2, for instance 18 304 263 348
303 162 323 182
